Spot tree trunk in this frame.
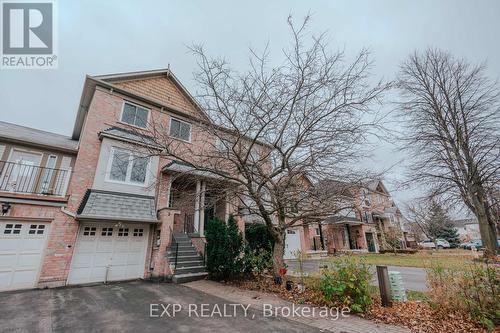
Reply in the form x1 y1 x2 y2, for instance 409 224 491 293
470 185 498 256
475 203 498 257
271 230 285 278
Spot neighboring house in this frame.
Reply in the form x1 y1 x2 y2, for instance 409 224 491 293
452 218 481 241
294 179 406 255
0 68 245 291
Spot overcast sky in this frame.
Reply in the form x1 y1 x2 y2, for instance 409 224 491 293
1 0 499 208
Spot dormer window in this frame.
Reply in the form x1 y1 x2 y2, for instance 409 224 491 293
121 102 149 128
169 118 191 142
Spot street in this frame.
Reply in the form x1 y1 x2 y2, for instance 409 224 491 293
285 259 428 292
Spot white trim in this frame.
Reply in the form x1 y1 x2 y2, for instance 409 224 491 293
6 148 43 165
194 180 201 233
169 117 192 143
32 222 51 290
199 181 206 236
104 147 151 187
119 100 150 129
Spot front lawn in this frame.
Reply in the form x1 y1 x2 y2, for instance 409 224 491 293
326 249 478 270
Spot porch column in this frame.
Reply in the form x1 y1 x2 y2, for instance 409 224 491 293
225 191 230 221
165 176 173 208
199 181 206 236
194 180 201 233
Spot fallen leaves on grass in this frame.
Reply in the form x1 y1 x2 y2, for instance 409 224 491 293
368 299 488 333
227 275 492 333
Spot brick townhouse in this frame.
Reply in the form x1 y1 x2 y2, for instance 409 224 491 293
287 180 407 257
0 69 247 291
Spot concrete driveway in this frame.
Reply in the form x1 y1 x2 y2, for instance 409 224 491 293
0 281 324 333
286 259 428 292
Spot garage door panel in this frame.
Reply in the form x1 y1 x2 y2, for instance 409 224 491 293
127 253 142 265
89 268 106 281
95 253 113 265
0 271 11 288
111 253 128 265
12 270 37 285
96 241 113 252
114 241 129 251
129 241 144 251
0 254 17 267
67 223 149 285
71 253 93 268
0 222 49 291
0 238 19 251
17 253 42 267
20 239 45 251
74 239 96 252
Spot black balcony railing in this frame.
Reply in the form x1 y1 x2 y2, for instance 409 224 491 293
0 160 71 196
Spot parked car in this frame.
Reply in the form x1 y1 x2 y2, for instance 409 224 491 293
418 239 451 249
460 239 483 250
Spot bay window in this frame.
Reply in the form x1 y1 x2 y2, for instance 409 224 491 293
107 148 149 185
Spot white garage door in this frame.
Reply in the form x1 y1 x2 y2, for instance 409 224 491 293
67 223 149 285
284 228 301 259
0 221 50 291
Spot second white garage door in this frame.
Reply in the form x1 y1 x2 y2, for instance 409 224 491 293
284 228 302 259
67 223 149 285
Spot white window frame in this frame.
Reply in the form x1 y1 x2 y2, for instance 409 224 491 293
105 147 151 186
169 117 192 143
119 101 150 129
40 154 58 193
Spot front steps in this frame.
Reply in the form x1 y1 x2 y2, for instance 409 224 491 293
167 233 208 283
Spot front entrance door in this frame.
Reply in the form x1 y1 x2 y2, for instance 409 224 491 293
366 232 376 252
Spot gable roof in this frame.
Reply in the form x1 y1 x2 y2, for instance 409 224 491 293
364 179 390 195
0 121 78 153
72 68 210 140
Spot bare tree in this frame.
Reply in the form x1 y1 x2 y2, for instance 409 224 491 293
133 16 387 276
397 49 499 255
406 199 458 248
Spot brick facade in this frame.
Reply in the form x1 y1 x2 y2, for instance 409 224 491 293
1 71 247 290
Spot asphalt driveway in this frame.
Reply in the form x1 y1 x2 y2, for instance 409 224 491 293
0 281 324 333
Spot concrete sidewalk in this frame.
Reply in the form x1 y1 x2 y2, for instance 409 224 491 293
185 280 411 333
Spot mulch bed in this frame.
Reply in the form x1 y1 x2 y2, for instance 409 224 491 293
224 275 491 333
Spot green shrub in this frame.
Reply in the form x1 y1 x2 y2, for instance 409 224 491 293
319 257 372 313
241 223 274 276
241 247 273 275
245 223 274 252
205 215 243 280
427 262 500 330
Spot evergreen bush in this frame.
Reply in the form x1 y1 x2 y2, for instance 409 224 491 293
205 215 243 280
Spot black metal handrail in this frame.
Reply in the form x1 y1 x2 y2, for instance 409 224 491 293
174 243 179 270
0 160 70 196
203 242 207 266
168 226 179 270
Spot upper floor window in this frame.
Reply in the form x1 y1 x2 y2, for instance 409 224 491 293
121 102 149 128
107 147 149 185
169 118 191 142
